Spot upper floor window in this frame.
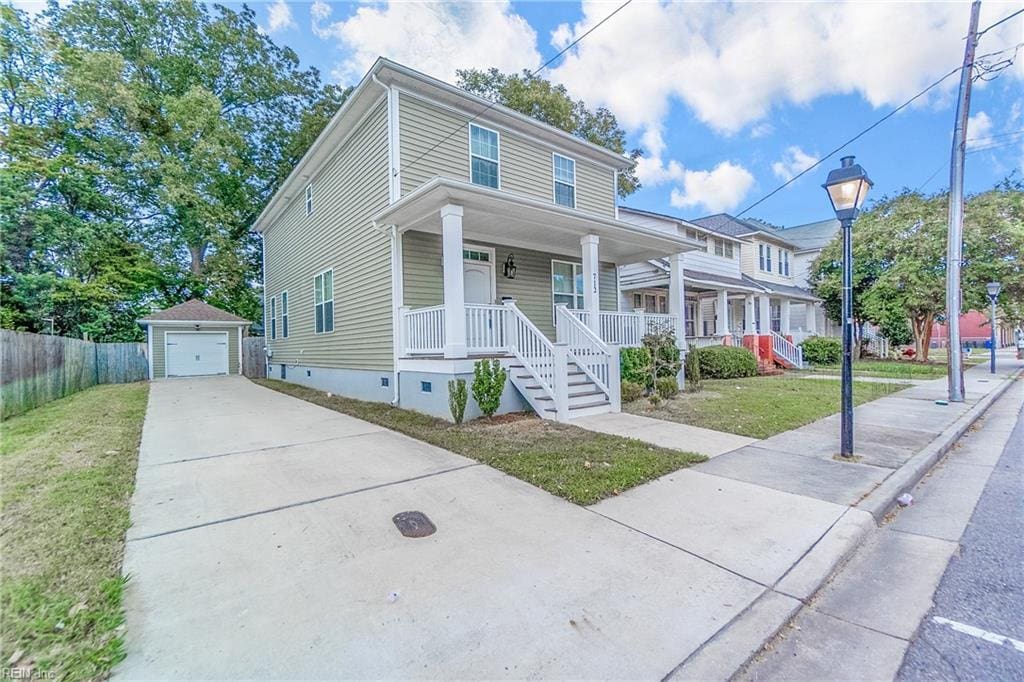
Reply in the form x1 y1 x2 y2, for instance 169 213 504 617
553 154 576 208
305 184 314 216
269 296 276 340
685 228 707 244
713 238 735 259
314 269 334 334
281 291 289 338
759 244 773 272
779 249 790 276
469 124 499 188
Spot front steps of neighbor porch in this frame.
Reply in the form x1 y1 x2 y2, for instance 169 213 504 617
505 360 613 420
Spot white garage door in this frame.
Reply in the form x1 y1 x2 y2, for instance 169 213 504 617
166 332 229 377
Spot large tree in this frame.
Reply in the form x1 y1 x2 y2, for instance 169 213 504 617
456 68 641 197
809 184 1024 362
1 1 347 340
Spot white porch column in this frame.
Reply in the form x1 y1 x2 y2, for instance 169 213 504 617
780 299 791 336
581 234 601 334
716 289 730 337
744 295 756 334
695 296 705 337
758 295 771 334
806 302 818 335
441 204 466 358
668 252 686 343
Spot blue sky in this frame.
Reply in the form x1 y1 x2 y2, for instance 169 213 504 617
26 0 1023 226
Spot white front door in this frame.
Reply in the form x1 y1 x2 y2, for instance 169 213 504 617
463 261 493 304
166 332 229 377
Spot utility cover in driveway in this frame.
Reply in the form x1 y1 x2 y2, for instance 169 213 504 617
392 511 436 537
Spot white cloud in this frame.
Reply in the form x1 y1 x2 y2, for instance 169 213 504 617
310 0 331 22
551 22 573 50
549 1 1021 136
749 122 774 139
669 162 755 213
266 0 295 34
312 1 540 85
966 111 993 149
771 146 820 181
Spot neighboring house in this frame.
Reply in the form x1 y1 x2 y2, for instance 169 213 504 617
773 217 841 338
254 58 700 422
618 208 819 368
932 310 1011 349
138 300 250 379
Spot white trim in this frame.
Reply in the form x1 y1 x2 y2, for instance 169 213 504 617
397 357 486 374
468 122 501 190
280 290 289 338
164 331 230 378
269 295 277 340
386 85 401 203
313 268 335 335
146 326 154 380
462 243 497 304
613 171 619 220
238 326 243 374
139 319 249 327
552 152 576 209
305 183 314 216
389 225 402 404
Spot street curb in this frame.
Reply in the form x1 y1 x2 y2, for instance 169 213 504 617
856 367 1022 523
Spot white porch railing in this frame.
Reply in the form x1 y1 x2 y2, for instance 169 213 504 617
688 335 726 349
555 305 616 406
504 301 558 411
402 305 445 355
465 304 509 353
771 331 804 369
569 309 678 347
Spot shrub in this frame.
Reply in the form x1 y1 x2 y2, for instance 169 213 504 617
695 345 758 379
620 381 644 403
684 349 702 392
648 393 662 407
801 336 842 365
447 378 467 424
655 376 679 400
643 330 682 380
620 346 652 387
471 359 507 418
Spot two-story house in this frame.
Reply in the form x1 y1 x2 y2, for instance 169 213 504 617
254 58 700 422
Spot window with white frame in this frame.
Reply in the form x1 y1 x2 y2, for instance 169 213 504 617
469 124 499 188
764 244 772 272
281 291 289 338
770 301 781 332
269 296 276 340
782 250 790 276
551 260 584 318
714 238 735 259
685 301 696 337
313 269 334 334
759 244 766 271
305 184 313 216
553 154 576 208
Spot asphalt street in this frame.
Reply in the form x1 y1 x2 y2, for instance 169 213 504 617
898 401 1024 681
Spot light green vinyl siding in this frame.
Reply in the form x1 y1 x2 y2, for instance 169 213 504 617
402 231 617 339
151 325 241 378
398 92 617 217
263 99 393 371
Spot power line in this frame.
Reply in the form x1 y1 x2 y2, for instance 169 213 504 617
399 0 634 179
977 7 1024 36
915 160 948 193
735 41 1023 218
967 128 1024 143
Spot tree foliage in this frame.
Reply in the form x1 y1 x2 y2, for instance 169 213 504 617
1 1 347 340
456 68 641 197
809 185 1024 361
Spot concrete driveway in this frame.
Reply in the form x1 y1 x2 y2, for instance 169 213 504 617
120 376 782 679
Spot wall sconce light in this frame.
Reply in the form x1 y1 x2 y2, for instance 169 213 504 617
503 253 517 279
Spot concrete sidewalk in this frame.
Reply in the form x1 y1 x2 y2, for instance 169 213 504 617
572 411 757 458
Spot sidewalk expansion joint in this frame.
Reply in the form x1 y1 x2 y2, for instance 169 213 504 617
147 431 385 466
769 506 852 597
127 462 481 542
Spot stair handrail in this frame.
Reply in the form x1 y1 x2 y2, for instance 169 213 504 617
555 305 612 396
770 330 804 369
503 300 557 400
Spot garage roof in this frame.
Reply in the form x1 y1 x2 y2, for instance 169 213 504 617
139 299 249 324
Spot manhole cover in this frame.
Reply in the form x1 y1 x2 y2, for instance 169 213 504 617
392 511 436 538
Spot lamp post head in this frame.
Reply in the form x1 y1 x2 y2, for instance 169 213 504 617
986 281 1001 299
823 155 873 223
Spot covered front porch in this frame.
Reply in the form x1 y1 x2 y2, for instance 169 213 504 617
371 178 698 421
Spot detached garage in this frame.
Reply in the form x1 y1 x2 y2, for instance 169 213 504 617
139 300 250 379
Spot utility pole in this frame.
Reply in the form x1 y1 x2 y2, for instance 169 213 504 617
946 0 980 403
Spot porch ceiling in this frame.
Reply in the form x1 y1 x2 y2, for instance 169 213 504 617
371 177 701 263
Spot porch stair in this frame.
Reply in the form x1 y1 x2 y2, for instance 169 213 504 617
506 362 613 419
768 331 804 370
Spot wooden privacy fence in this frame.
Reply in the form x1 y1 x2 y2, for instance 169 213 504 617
241 336 267 379
1 330 149 420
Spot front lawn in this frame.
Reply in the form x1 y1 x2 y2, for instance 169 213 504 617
626 376 908 439
1 382 149 680
255 379 705 505
807 359 950 379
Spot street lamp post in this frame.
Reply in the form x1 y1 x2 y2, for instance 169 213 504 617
823 156 873 459
986 281 1001 374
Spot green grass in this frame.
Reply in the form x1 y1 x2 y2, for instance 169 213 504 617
1 382 149 680
807 359 952 378
626 376 908 439
255 379 706 505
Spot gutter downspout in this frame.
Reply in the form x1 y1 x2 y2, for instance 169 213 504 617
373 221 402 406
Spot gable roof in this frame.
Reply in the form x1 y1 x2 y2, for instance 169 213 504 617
618 206 744 243
691 213 799 247
775 218 840 252
253 57 632 234
139 299 249 324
